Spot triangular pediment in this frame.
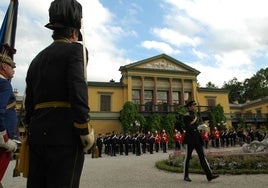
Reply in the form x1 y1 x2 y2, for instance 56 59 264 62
119 54 200 75
136 58 188 71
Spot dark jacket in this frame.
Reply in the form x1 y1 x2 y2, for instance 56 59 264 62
183 111 203 146
25 41 89 146
0 78 18 138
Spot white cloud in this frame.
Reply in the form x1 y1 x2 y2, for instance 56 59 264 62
141 40 180 55
151 27 201 47
159 0 268 87
1 0 267 95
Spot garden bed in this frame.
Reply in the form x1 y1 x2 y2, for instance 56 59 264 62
155 148 268 174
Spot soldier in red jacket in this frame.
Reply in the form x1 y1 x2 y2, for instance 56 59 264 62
154 131 161 152
213 127 220 148
161 129 168 153
173 129 182 151
201 131 210 149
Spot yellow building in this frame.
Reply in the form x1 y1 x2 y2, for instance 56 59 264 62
230 97 268 130
18 54 267 136
88 54 231 134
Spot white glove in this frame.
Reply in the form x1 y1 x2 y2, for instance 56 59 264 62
0 130 17 152
197 123 208 131
80 125 95 153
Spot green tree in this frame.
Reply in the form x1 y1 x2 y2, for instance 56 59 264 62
206 81 218 88
162 114 176 135
136 114 146 133
147 114 162 133
119 101 138 133
222 67 268 103
208 104 227 130
174 105 187 130
244 68 268 100
161 114 176 147
222 77 245 103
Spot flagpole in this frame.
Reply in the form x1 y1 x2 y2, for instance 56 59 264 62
81 18 87 81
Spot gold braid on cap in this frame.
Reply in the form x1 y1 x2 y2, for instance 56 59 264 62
0 54 16 68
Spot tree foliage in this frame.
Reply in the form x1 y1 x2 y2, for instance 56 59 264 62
174 105 187 130
120 101 138 133
162 114 176 136
147 114 162 132
208 104 227 130
206 81 218 88
222 67 268 103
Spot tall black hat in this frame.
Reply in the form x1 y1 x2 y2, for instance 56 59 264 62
45 0 83 41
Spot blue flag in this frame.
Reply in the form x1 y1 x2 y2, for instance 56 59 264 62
0 0 19 59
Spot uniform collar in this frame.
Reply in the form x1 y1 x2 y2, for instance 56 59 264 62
0 73 6 79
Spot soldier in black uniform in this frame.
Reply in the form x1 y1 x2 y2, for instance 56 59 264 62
181 101 219 182
123 133 131 155
135 132 141 156
96 134 104 157
118 133 125 155
110 132 118 156
24 1 94 187
140 133 147 154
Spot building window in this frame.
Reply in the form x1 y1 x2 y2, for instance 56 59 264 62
172 91 180 104
144 90 153 104
184 91 192 104
256 109 262 118
100 95 111 111
132 90 140 104
157 91 168 104
144 90 153 112
157 91 168 112
245 110 253 118
207 97 216 107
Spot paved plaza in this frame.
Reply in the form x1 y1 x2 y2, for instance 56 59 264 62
2 147 268 188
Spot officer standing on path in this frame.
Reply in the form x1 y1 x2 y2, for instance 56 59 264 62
24 0 94 187
0 54 18 188
96 134 104 157
181 100 219 182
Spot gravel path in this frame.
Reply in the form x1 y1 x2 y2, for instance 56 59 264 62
2 147 268 188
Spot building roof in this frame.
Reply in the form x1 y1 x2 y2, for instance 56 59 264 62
119 53 200 76
230 96 268 109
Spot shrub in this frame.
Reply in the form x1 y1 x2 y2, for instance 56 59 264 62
156 151 268 174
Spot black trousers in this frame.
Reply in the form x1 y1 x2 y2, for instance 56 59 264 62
184 144 212 179
27 145 84 188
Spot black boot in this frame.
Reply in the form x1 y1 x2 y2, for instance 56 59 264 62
184 177 192 182
208 174 219 181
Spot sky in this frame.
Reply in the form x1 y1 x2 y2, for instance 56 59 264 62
0 0 267 95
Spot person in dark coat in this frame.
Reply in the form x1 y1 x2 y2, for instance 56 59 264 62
24 1 94 187
123 133 131 155
96 134 104 157
182 100 219 182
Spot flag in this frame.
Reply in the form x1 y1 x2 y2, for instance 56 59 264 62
0 0 19 59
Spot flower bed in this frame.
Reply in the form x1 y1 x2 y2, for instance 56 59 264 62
156 149 268 174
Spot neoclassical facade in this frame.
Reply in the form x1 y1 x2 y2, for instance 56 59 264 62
16 54 267 136
88 54 231 134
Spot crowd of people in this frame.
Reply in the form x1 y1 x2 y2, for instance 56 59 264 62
89 126 267 158
91 130 169 157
